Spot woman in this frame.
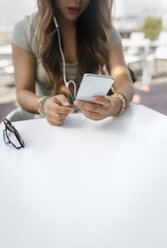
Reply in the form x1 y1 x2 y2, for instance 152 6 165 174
11 0 134 125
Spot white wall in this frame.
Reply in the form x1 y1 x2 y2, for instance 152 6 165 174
0 0 36 27
114 0 166 18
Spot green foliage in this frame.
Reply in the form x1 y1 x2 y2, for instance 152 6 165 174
140 17 162 40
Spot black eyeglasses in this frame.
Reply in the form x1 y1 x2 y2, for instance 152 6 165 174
2 118 25 149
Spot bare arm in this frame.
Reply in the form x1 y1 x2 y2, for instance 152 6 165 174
74 43 134 120
12 44 40 113
108 43 134 104
12 44 72 125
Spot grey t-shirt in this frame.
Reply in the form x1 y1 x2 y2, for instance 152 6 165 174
11 14 121 97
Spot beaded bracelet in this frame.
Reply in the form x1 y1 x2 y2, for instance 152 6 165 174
38 96 50 115
110 93 127 116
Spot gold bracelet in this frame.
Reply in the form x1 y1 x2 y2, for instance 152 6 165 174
110 93 127 116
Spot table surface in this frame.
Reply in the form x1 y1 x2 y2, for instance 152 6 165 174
0 104 167 248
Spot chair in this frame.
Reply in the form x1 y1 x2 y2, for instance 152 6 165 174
122 33 152 84
154 32 167 60
0 44 12 56
0 59 11 69
0 59 12 76
125 32 146 61
153 32 167 76
3 65 14 75
5 107 35 122
130 32 145 40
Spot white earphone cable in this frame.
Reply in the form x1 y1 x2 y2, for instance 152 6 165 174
53 16 77 101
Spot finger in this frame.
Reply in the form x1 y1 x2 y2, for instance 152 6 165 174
92 96 111 106
74 100 102 114
46 114 66 126
81 109 105 121
51 95 72 114
53 95 70 107
45 108 70 120
48 118 64 126
48 102 73 115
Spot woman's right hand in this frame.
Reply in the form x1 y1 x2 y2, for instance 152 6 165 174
43 94 73 126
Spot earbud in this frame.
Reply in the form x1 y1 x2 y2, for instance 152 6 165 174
53 16 59 29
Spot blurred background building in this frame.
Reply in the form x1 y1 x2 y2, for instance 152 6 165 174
0 0 167 120
113 0 167 35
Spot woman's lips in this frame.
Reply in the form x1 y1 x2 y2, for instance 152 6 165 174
67 7 80 15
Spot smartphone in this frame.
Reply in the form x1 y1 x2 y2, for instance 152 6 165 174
76 73 115 103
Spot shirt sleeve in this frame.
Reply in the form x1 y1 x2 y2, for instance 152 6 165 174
106 26 122 50
11 16 32 53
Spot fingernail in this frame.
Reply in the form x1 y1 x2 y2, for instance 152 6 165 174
64 102 70 106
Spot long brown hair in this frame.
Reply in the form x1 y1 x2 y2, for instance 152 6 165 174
34 0 113 96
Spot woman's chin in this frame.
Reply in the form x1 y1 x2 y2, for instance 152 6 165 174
64 15 79 22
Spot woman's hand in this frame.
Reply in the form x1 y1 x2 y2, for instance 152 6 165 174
74 96 122 121
43 94 73 125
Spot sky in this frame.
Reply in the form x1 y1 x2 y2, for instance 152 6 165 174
0 0 166 26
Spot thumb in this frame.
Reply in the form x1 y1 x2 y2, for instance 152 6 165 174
54 94 70 107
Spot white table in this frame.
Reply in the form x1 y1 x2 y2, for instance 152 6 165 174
0 104 167 248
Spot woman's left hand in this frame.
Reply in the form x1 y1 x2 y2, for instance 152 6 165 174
74 96 122 120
